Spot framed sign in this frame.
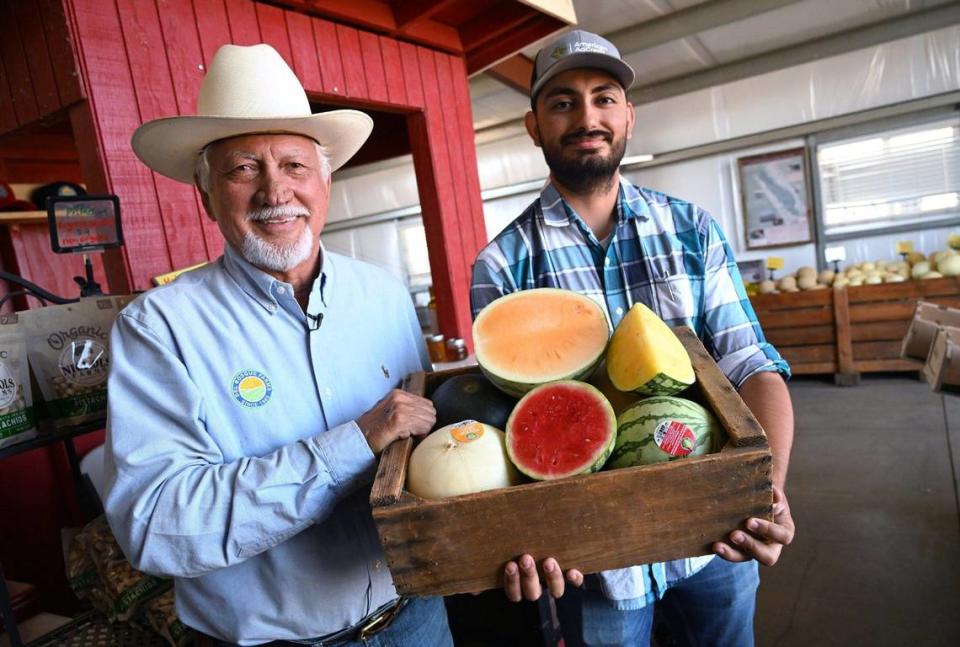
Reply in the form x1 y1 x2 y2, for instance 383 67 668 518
737 148 813 249
47 194 123 253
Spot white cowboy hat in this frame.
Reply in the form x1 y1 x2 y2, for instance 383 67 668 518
131 44 373 184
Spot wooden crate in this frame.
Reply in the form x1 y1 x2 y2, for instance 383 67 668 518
370 328 773 597
751 277 960 383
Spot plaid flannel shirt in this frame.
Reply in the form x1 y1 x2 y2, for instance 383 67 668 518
470 179 789 608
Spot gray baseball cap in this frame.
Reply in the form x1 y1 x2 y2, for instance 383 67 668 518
530 30 635 106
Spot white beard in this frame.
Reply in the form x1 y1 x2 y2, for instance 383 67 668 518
239 206 315 272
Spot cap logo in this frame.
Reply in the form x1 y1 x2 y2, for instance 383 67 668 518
571 42 610 55
550 46 566 60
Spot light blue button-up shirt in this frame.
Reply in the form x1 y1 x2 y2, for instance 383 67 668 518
103 244 430 645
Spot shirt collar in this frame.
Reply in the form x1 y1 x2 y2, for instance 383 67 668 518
222 243 328 314
539 177 649 228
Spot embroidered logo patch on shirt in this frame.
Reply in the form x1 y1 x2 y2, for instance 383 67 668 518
232 369 272 408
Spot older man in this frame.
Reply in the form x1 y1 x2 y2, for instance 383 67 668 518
104 44 452 646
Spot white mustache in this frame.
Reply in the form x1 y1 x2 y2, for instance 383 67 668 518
246 205 310 222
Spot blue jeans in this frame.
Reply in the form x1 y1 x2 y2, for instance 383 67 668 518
557 559 759 647
203 596 452 647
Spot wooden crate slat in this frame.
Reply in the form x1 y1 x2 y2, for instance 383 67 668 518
847 277 960 304
788 361 838 374
764 325 834 346
852 340 904 361
756 309 834 329
747 289 832 311
779 344 836 363
849 302 917 323
850 320 911 342
856 358 922 372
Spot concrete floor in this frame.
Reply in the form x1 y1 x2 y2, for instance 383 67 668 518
755 375 960 647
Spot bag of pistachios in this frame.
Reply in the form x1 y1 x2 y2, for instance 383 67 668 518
21 295 132 429
0 314 37 449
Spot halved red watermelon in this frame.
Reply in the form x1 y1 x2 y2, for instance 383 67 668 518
505 381 617 481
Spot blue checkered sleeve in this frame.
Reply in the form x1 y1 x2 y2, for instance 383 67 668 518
698 212 791 387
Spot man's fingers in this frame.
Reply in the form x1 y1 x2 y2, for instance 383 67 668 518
713 541 750 563
504 562 522 603
746 517 794 546
728 530 783 567
542 558 565 598
518 554 542 601
565 569 584 588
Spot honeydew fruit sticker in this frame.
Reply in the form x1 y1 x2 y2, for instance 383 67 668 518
21 296 132 428
450 420 485 444
0 320 37 449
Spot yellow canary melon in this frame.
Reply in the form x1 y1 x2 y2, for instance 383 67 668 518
606 303 695 396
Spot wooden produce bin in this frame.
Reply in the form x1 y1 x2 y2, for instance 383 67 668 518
370 328 773 597
752 277 960 384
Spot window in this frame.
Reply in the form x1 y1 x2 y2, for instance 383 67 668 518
816 115 960 237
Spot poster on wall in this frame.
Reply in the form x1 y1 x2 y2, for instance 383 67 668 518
737 147 813 249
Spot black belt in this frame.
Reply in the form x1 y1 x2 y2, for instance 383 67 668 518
286 597 410 646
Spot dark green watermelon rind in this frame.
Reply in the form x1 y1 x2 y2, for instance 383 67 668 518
505 381 617 480
607 398 718 469
481 352 605 399
635 372 695 396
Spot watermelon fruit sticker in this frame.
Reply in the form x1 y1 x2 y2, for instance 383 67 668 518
450 420 485 443
232 370 272 408
654 420 697 457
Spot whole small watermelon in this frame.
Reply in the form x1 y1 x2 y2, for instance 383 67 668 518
430 373 517 430
607 396 723 468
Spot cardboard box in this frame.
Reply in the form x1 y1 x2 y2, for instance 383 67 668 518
922 325 960 393
902 301 960 360
370 328 773 597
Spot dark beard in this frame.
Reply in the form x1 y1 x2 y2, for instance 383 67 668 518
542 128 626 195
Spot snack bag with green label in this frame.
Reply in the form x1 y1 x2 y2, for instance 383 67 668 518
0 314 37 448
21 295 132 429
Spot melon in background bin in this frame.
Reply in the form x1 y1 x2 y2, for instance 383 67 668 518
407 421 520 499
607 303 695 396
506 381 617 481
473 288 609 397
607 396 722 469
430 373 517 430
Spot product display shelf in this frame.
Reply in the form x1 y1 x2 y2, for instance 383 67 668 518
0 419 105 647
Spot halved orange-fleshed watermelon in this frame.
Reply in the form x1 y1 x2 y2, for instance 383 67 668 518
473 288 609 397
505 381 617 480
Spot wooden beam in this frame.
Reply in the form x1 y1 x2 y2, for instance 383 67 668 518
466 13 562 74
486 54 533 95
393 0 457 28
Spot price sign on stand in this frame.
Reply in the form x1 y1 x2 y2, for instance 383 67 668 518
824 245 847 273
766 256 784 280
46 194 123 296
47 195 122 253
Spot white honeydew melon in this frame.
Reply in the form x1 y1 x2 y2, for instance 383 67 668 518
884 274 906 283
921 271 944 280
407 421 521 499
777 276 797 291
846 268 864 278
949 232 960 250
797 274 817 290
848 276 865 286
818 270 835 285
797 266 817 279
911 262 932 280
905 251 926 265
864 275 883 285
808 283 828 290
937 254 960 276
935 249 958 271
861 261 876 272
832 277 849 289
759 280 777 294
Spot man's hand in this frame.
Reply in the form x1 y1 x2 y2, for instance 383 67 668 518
713 484 795 566
356 390 436 455
503 554 584 602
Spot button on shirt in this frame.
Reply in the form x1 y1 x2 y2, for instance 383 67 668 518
104 245 430 644
470 179 789 609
